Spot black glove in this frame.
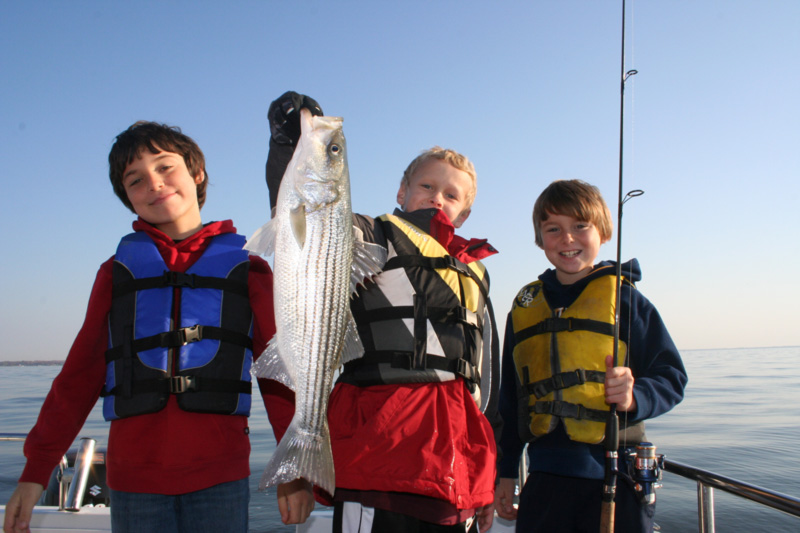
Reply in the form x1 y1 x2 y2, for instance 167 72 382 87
266 91 324 211
268 91 324 146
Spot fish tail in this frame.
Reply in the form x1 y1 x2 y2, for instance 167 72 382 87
258 420 335 495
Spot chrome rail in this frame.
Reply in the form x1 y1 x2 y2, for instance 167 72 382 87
663 458 800 532
0 433 99 512
64 438 97 511
0 433 27 442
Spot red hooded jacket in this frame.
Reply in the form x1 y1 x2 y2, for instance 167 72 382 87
20 219 294 494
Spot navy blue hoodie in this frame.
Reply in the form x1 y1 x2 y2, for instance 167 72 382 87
497 259 688 480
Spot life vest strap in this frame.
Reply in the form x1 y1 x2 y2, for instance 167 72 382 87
343 350 481 385
525 369 606 399
382 255 489 300
112 270 250 299
531 400 608 423
514 316 614 344
102 375 251 397
353 304 481 329
104 325 253 363
383 254 468 275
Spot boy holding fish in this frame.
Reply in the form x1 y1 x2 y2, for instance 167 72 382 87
265 91 502 533
493 179 687 532
3 121 314 533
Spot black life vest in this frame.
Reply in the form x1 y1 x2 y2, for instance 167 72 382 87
341 214 490 400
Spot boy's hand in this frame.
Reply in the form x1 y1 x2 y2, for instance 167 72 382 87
476 502 495 531
276 477 315 525
3 482 44 533
605 355 636 412
268 91 323 146
494 477 518 520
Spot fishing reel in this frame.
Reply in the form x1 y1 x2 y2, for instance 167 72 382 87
623 441 664 505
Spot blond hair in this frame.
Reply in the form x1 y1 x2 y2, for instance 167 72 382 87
532 179 613 248
401 146 477 209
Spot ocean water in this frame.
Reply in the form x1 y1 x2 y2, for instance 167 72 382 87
1 346 799 532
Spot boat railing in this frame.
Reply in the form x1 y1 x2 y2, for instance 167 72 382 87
662 458 800 533
0 433 98 512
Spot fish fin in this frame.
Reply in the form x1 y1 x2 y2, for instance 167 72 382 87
350 226 387 295
251 338 295 390
340 313 364 365
289 205 306 248
258 419 335 496
244 218 279 257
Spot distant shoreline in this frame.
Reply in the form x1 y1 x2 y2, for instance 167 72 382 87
0 360 63 367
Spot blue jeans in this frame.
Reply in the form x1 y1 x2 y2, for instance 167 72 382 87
110 478 249 533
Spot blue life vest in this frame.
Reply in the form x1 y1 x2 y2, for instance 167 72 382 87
103 232 253 420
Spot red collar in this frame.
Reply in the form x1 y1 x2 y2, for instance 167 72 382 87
424 209 498 263
130 218 236 270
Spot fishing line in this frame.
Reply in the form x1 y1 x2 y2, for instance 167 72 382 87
601 1 643 531
619 0 640 447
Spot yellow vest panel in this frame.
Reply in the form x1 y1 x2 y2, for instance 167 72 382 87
511 275 627 444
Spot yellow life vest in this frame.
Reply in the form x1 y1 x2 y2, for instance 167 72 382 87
510 274 627 444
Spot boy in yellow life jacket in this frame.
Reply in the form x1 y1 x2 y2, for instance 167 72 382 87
493 179 687 533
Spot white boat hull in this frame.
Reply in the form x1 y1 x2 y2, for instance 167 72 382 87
0 505 111 532
295 509 517 532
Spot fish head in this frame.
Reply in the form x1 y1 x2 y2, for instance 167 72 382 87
293 109 349 212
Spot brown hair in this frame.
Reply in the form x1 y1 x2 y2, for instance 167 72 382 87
532 179 613 247
109 121 208 212
401 146 477 208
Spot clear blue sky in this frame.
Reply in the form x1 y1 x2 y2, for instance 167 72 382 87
1 1 798 361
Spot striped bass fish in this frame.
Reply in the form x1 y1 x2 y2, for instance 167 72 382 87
245 109 383 496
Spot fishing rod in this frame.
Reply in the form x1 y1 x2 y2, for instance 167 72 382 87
600 1 643 531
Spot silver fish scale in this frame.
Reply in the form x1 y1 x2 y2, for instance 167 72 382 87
252 111 353 496
291 210 352 429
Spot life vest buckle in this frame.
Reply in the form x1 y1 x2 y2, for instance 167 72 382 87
455 358 481 384
442 256 469 276
170 375 197 393
456 358 471 380
554 368 587 389
181 325 203 345
541 317 570 333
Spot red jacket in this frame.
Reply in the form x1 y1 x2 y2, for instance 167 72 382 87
329 381 497 511
20 219 294 494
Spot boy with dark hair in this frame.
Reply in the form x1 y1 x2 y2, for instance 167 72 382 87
266 92 502 533
494 179 687 532
3 121 314 533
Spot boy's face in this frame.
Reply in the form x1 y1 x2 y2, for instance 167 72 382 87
122 147 203 240
396 159 472 228
540 212 606 285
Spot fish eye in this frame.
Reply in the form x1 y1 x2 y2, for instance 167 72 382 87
329 143 341 154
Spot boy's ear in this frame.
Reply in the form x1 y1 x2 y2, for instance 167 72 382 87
195 172 205 184
396 184 407 208
453 208 471 228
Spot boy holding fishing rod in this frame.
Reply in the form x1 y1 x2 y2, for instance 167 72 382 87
493 179 687 532
266 91 502 533
3 121 314 533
